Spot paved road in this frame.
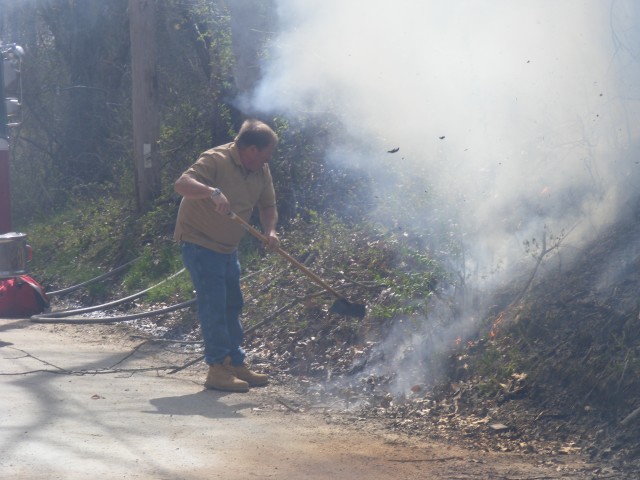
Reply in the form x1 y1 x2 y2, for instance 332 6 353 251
1 318 596 479
0 318 437 479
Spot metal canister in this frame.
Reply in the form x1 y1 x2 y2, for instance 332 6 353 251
0 232 29 278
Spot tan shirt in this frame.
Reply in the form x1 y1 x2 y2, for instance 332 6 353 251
173 142 276 253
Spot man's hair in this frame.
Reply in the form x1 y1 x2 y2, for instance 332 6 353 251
235 119 279 149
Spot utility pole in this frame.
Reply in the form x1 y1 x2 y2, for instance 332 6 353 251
0 44 23 234
129 0 159 212
0 60 10 235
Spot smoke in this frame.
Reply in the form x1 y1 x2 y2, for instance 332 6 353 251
246 1 640 394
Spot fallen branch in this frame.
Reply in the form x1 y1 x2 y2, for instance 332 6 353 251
128 335 203 344
164 355 203 375
276 396 301 413
109 340 152 368
0 366 177 376
327 269 386 290
4 347 73 374
0 346 188 377
620 405 640 426
387 456 463 463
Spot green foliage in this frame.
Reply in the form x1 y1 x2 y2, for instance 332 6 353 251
5 0 447 330
121 244 191 302
477 342 522 380
281 211 446 321
23 190 136 290
4 0 370 229
264 115 375 224
3 0 243 220
21 187 190 302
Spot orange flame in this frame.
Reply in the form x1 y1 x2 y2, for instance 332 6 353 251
490 311 506 338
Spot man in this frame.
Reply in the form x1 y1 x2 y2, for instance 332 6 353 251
174 119 280 393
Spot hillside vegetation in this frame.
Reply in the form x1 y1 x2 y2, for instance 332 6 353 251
4 2 639 477
24 191 640 476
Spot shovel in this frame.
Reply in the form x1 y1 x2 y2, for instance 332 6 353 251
228 212 366 318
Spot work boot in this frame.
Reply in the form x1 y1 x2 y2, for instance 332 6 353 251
204 363 249 392
223 356 269 387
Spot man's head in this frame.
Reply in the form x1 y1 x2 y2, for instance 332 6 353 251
235 119 279 172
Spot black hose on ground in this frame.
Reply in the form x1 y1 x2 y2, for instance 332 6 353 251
46 258 141 297
31 266 272 325
31 298 196 324
31 268 189 324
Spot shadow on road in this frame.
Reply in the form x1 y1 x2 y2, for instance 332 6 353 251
147 390 258 418
0 318 32 332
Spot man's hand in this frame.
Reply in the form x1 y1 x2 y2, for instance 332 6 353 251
259 205 279 252
211 191 231 215
263 232 280 252
174 175 230 216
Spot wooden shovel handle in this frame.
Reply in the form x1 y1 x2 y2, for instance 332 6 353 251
228 212 344 299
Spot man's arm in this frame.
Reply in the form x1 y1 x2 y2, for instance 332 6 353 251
174 173 214 199
175 173 231 214
259 205 280 250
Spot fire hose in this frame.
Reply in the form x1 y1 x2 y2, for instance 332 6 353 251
30 268 194 324
30 264 269 324
45 257 142 297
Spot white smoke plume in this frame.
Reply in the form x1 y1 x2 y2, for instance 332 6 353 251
247 1 640 394
253 0 640 258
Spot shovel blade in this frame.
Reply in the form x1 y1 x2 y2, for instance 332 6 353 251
329 298 366 318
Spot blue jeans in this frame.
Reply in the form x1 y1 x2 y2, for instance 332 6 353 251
181 242 245 365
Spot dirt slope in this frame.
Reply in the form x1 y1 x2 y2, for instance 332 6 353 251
235 209 640 478
436 211 640 475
